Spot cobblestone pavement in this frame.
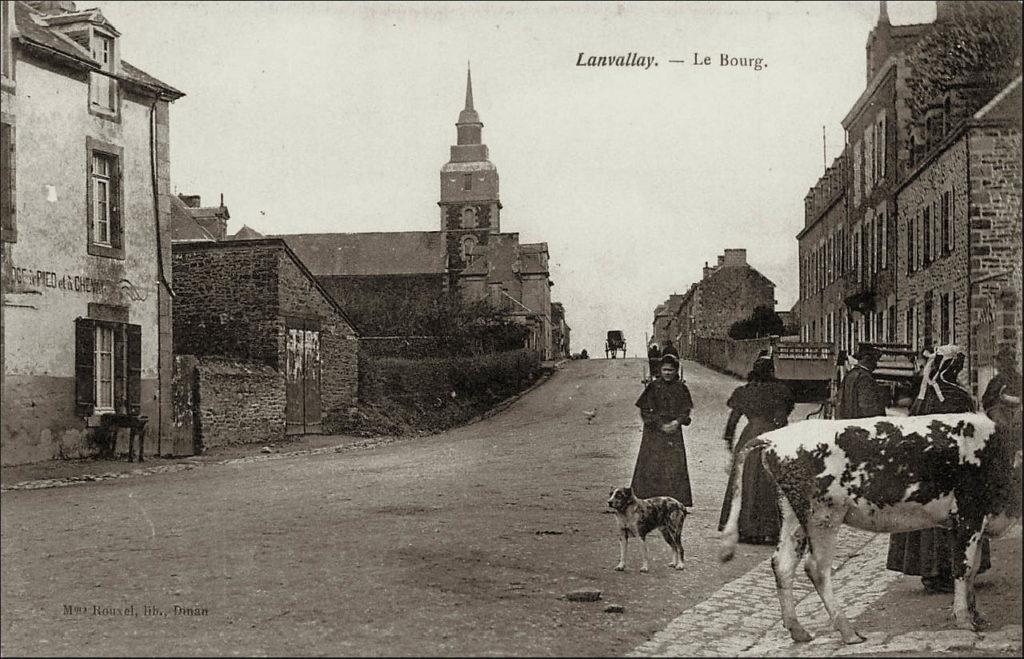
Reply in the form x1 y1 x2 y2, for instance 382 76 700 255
631 525 1022 657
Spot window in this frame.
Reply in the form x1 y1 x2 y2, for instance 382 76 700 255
462 173 472 191
838 226 845 274
922 205 931 265
875 111 886 182
940 293 950 345
941 190 952 254
853 140 862 206
75 318 141 417
876 309 885 342
949 293 956 344
86 138 124 258
923 296 934 350
888 305 897 342
95 325 115 411
905 307 914 346
89 33 118 114
1 118 13 243
92 154 112 245
879 206 887 269
863 125 874 194
853 226 862 282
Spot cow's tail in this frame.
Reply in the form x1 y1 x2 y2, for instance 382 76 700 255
718 437 770 563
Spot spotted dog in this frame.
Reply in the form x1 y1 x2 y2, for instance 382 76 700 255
607 487 687 572
719 403 1022 645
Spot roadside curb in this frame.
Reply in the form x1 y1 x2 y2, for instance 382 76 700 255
1 362 567 494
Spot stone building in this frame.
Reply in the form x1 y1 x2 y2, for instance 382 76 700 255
171 239 359 444
794 0 1022 392
652 249 777 358
1 0 183 465
897 77 1021 389
274 69 556 359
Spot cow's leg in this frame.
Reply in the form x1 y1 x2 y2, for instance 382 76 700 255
952 517 987 631
772 497 811 643
804 506 865 644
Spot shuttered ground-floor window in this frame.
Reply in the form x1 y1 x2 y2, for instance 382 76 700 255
74 318 142 417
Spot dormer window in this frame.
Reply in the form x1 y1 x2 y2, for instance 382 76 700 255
89 31 117 113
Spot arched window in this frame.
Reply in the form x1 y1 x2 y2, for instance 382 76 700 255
460 206 477 228
460 235 478 262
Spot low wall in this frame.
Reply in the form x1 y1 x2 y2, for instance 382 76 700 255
693 336 774 379
195 357 286 448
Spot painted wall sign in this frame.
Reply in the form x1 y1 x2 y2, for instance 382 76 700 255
5 267 149 301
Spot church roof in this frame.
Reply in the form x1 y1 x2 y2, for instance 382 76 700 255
274 232 448 276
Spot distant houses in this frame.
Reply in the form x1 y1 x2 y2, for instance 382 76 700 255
651 249 777 358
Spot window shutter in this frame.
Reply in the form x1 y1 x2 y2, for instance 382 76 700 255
127 324 142 415
110 155 123 248
1 122 15 243
75 318 97 416
114 324 127 414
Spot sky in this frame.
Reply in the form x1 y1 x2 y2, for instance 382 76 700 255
95 0 937 356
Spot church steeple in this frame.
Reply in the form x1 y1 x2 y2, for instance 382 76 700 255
439 64 501 243
457 64 483 146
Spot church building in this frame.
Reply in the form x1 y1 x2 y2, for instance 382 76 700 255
267 69 555 358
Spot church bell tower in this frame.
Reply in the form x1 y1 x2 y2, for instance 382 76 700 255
439 65 501 271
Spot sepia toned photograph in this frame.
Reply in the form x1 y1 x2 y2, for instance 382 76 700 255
0 0 1021 656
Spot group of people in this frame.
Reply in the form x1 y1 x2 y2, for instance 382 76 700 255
631 341 1022 593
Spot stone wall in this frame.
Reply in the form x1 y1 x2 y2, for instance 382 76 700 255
694 335 774 380
195 357 285 447
968 125 1023 387
172 246 281 366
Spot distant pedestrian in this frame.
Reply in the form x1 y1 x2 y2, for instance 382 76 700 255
887 345 990 593
661 340 679 359
647 343 662 378
631 354 694 507
717 356 794 544
837 345 886 419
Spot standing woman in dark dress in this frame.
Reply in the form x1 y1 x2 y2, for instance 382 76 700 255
632 354 694 507
717 357 795 544
886 345 990 593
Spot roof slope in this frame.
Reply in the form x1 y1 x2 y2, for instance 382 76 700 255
169 194 214 242
275 232 448 276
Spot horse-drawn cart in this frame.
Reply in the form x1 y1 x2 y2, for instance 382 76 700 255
605 330 627 359
771 341 837 419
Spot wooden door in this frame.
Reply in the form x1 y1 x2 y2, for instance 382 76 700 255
285 319 323 436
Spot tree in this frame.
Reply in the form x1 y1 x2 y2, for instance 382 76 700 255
729 305 785 340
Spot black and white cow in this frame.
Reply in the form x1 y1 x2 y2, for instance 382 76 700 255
719 402 1022 645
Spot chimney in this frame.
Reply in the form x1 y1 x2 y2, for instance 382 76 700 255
25 1 77 14
717 255 725 267
178 194 201 208
722 248 747 267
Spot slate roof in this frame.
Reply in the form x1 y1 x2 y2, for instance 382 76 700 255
14 2 183 99
169 194 214 242
231 225 266 240
274 232 448 277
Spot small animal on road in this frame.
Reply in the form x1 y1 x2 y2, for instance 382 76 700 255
719 401 1022 645
607 487 687 572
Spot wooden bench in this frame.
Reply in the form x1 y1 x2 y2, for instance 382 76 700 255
97 414 149 462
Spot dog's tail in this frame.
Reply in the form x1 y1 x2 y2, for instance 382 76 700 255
718 436 770 563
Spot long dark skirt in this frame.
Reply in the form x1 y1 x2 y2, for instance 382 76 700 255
631 424 693 507
717 417 781 544
886 528 991 577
